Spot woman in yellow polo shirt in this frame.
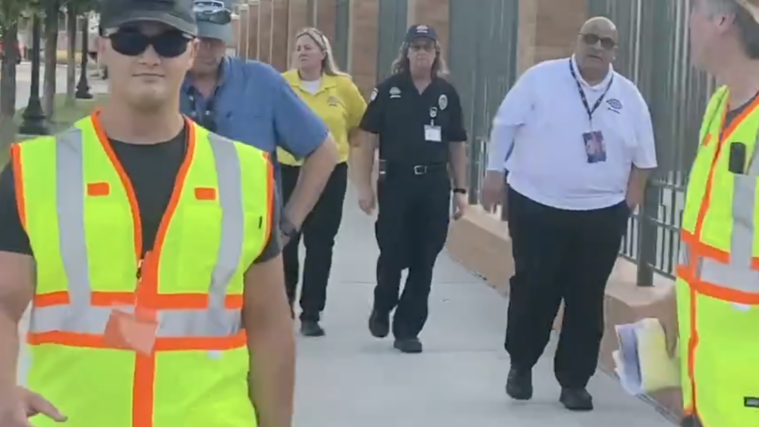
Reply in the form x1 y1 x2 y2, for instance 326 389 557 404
278 27 367 337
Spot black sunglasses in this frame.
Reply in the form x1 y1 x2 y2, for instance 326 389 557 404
581 33 616 50
196 9 232 25
109 29 192 58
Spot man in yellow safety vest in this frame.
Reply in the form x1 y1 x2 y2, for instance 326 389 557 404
0 0 295 426
660 0 759 426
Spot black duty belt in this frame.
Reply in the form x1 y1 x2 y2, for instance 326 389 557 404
379 160 447 176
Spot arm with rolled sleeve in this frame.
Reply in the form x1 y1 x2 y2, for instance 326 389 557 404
271 71 339 230
626 90 657 209
486 68 536 172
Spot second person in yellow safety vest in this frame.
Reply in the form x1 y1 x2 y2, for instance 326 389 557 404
0 0 295 426
660 1 759 426
278 27 367 336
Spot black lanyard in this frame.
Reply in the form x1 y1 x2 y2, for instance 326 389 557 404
568 59 614 124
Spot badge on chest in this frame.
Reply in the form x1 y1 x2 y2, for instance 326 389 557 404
582 130 607 163
425 106 442 142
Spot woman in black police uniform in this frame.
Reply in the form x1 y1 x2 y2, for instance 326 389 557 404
351 24 469 354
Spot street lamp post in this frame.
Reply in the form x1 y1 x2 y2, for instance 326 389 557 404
19 14 49 136
75 14 93 99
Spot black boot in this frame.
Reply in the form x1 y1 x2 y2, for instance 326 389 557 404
505 367 533 400
559 388 593 411
300 319 325 337
393 337 423 353
368 309 390 338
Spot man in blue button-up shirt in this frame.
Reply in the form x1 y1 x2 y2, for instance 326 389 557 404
181 0 339 244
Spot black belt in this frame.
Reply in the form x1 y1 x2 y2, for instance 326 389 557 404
379 161 447 176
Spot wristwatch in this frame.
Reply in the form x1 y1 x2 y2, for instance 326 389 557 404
280 215 300 239
453 188 467 195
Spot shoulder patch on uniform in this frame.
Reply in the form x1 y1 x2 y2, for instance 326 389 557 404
438 94 448 110
370 88 378 102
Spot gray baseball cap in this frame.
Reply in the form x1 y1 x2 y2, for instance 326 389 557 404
195 0 234 43
100 0 198 35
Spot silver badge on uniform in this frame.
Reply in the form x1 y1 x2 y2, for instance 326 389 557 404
438 94 448 110
390 87 401 99
429 107 438 118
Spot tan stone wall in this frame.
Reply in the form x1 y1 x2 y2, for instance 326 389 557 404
518 0 587 71
270 0 290 71
247 3 260 59
349 0 379 98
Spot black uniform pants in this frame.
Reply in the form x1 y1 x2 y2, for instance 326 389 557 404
374 167 450 339
281 162 348 321
505 188 629 388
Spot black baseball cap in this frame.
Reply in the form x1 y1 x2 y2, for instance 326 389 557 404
405 24 437 43
100 0 198 35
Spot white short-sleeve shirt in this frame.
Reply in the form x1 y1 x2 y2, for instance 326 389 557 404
489 56 657 210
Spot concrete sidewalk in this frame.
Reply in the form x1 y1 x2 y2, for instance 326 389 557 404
293 188 675 427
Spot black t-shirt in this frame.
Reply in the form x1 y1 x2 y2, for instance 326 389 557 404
0 127 281 264
360 72 468 165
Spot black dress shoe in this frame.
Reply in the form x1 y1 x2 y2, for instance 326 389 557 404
505 367 533 400
559 388 593 411
368 310 390 338
300 320 325 337
393 337 423 353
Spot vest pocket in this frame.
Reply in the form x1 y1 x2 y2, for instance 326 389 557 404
165 204 225 295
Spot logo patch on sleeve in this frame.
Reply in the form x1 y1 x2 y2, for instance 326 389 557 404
745 397 759 408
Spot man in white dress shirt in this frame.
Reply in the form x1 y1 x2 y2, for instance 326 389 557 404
481 17 657 411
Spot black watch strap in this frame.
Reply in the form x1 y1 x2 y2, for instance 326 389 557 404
453 188 467 194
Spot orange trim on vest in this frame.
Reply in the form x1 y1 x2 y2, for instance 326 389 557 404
87 182 110 196
10 143 26 231
32 291 244 309
682 92 759 418
194 187 217 200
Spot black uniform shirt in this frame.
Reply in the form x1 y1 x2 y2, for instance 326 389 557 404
359 72 467 166
0 125 281 264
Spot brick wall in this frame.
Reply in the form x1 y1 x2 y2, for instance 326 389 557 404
234 0 589 93
518 0 587 71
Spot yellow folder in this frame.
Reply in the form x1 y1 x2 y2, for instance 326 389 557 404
614 318 680 395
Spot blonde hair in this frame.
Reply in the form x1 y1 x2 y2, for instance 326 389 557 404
390 39 449 78
292 27 348 77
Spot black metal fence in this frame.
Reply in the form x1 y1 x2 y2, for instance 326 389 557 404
448 0 519 205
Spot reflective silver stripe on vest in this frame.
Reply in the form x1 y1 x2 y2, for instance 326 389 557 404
29 128 247 339
29 305 243 337
695 149 759 293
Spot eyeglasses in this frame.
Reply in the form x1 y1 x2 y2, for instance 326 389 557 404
187 91 217 132
409 42 434 52
581 33 616 50
109 29 192 58
196 9 232 25
194 0 232 25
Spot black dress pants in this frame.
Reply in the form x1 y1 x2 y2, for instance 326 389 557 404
281 162 348 321
504 188 629 388
374 168 450 339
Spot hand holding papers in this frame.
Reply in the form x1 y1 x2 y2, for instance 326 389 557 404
612 318 680 396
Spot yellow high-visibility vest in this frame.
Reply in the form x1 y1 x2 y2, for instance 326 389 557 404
677 85 759 427
12 112 275 427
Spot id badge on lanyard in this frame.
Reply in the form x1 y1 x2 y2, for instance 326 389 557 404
570 59 613 164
